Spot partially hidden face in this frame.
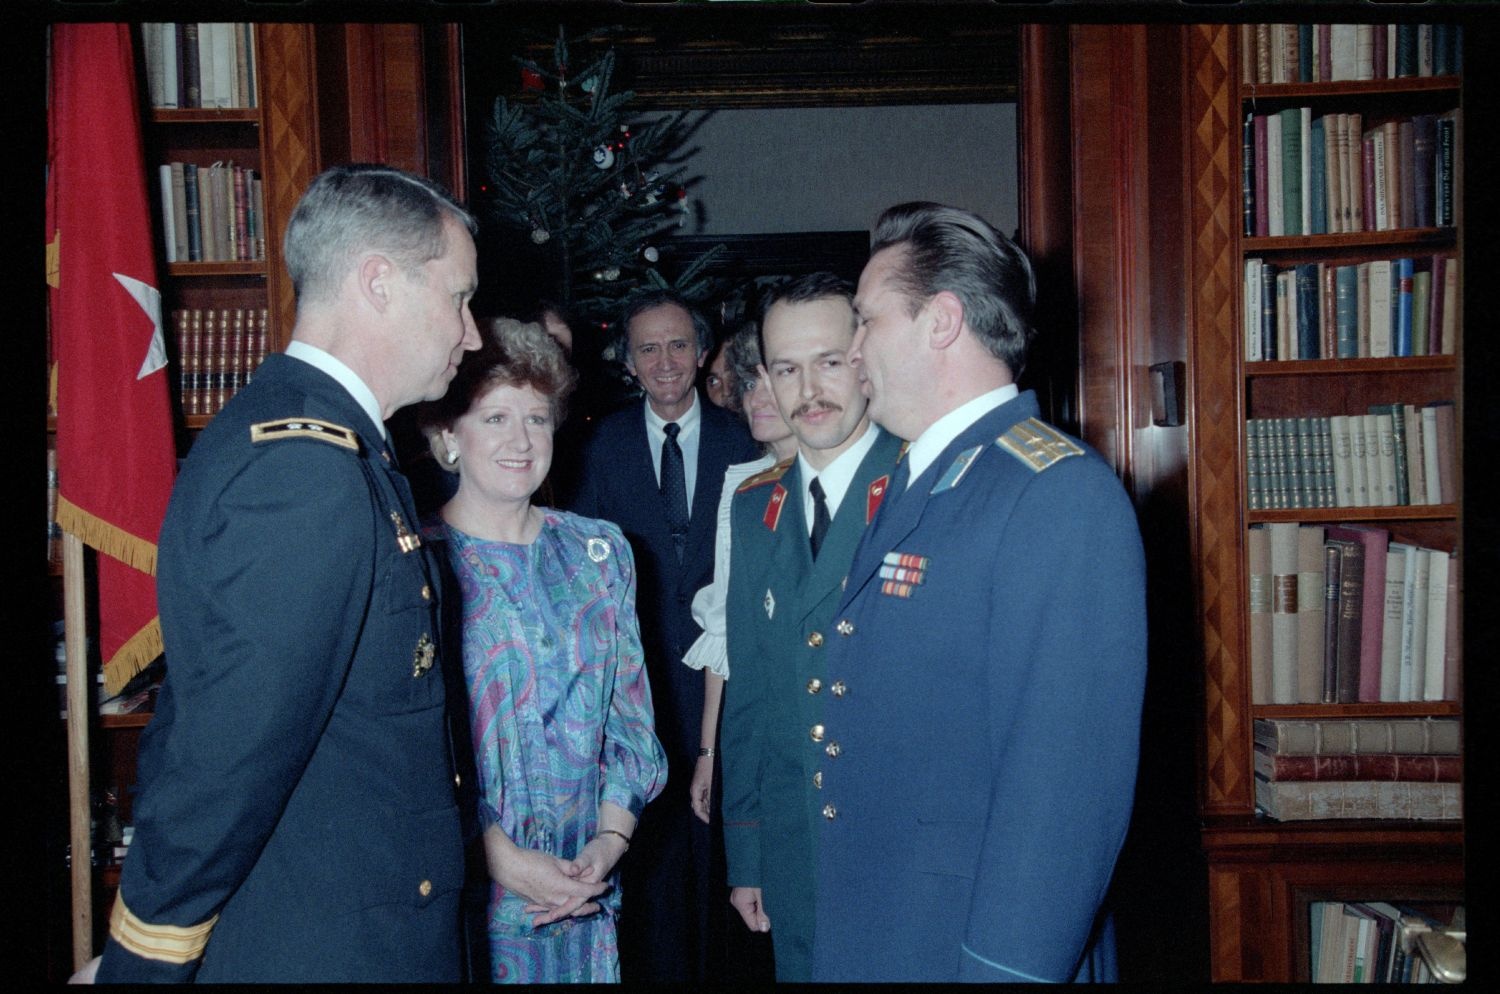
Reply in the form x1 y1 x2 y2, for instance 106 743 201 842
761 295 868 458
625 302 703 419
442 380 555 507
741 368 793 449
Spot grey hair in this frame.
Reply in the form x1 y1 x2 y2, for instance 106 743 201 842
869 201 1036 378
617 289 713 359
283 164 477 307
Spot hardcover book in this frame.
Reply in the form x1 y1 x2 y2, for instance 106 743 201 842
1255 749 1461 783
1253 716 1461 755
1255 777 1461 821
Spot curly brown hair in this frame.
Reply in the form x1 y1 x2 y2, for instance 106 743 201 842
415 317 578 472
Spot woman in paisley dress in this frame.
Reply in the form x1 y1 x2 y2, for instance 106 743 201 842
420 318 666 983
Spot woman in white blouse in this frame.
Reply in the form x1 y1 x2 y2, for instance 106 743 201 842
683 322 797 823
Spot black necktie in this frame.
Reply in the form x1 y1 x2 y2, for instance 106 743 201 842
661 422 689 562
809 476 831 560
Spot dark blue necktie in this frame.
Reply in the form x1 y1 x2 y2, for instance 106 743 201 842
809 476 831 560
661 422 689 562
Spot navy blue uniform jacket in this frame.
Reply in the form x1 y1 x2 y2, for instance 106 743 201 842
96 354 465 983
812 391 1147 983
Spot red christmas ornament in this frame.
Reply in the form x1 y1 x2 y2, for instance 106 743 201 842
521 67 543 91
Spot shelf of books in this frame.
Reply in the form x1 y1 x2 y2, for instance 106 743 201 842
138 22 317 430
1188 20 1464 982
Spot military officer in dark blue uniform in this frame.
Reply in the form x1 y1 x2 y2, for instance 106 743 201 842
812 203 1147 983
94 165 483 982
719 273 903 981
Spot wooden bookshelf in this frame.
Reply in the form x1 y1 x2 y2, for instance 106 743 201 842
1183 22 1464 983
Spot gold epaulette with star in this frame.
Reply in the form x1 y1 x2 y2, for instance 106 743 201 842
736 455 795 493
249 417 361 452
996 417 1084 472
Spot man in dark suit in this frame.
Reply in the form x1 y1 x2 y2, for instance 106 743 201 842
570 289 758 982
720 273 903 981
812 203 1148 982
94 165 484 982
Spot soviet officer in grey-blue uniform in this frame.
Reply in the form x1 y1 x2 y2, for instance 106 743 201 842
812 202 1147 983
95 165 483 983
719 273 903 981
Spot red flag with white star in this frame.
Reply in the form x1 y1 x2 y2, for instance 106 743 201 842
47 23 177 695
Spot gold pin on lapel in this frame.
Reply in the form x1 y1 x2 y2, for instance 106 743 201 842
390 510 422 553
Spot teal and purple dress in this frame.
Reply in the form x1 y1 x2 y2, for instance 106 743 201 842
440 509 667 983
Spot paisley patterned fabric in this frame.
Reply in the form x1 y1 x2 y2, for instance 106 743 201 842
440 509 667 983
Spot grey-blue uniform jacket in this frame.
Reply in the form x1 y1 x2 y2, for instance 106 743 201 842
96 354 466 983
721 427 904 981
812 391 1147 983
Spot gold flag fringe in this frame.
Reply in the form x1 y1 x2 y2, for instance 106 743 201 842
54 495 165 694
104 618 164 697
55 494 159 576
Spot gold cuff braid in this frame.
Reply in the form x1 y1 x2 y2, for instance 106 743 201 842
109 893 219 965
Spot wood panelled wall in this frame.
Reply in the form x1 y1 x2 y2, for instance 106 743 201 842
1019 23 1208 982
314 24 466 199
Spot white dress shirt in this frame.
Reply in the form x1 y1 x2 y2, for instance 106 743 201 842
902 384 1019 489
284 340 388 443
795 420 881 534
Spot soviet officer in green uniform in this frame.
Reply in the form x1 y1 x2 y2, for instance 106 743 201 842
720 272 903 981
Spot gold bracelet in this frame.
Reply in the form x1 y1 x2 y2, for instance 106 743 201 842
598 828 631 849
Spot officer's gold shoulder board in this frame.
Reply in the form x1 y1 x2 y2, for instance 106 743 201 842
736 455 795 493
996 417 1084 472
250 418 361 452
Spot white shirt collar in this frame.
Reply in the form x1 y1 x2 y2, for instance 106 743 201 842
796 420 879 526
284 340 388 442
903 384 1019 489
643 388 702 436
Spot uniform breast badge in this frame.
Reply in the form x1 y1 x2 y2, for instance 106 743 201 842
764 588 776 619
878 551 930 598
390 510 422 553
412 633 435 677
587 536 611 562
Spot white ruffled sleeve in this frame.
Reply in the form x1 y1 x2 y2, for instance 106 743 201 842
682 454 774 679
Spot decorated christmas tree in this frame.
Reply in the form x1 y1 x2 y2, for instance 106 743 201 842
480 27 722 346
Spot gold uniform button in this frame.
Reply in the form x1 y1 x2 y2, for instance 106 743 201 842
810 723 825 743
807 678 822 694
813 770 823 789
807 631 824 648
454 773 463 788
826 741 841 757
419 879 433 897
421 584 433 601
836 619 855 636
822 804 838 820
831 680 848 697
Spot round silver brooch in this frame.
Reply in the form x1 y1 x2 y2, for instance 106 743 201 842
587 537 610 562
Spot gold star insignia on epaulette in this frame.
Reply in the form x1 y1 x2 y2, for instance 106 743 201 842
737 455 795 493
996 418 1084 472
249 418 360 451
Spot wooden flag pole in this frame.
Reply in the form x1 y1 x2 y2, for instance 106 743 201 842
64 531 93 969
